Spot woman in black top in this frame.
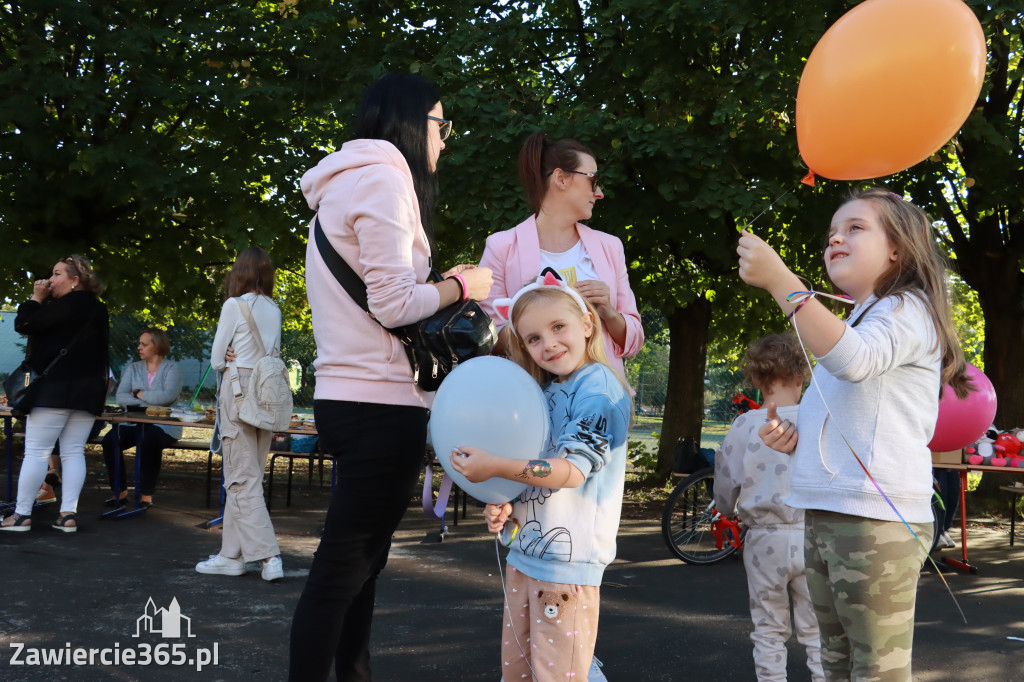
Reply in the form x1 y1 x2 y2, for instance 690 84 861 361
1 255 108 533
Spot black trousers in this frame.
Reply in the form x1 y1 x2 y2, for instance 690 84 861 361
289 400 429 682
101 424 177 496
933 467 961 533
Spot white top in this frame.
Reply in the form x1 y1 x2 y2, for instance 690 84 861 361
539 241 599 287
210 293 282 370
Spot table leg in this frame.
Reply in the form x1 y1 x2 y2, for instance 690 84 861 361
2 415 14 512
202 468 225 528
101 424 126 519
1011 496 1017 547
942 469 977 574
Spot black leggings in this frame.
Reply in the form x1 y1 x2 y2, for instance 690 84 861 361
289 400 428 682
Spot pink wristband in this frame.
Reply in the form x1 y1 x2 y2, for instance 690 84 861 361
452 273 468 301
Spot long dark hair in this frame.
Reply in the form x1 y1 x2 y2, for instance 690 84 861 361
518 132 594 215
355 72 440 255
224 247 274 299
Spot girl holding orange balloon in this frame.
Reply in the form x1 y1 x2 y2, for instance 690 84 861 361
737 188 971 681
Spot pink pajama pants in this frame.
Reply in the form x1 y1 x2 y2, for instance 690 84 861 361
500 565 600 681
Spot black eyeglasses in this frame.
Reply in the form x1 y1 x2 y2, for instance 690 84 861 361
565 170 600 191
427 115 452 141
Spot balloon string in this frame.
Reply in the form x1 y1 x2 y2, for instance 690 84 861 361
495 535 538 679
787 292 966 623
738 185 799 233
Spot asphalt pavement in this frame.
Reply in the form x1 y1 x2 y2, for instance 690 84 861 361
0 452 1021 681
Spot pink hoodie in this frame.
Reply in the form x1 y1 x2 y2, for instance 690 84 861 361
303 139 441 408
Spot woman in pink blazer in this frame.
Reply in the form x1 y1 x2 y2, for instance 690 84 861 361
479 132 643 380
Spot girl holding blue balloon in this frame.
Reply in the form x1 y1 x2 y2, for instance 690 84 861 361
737 188 972 681
450 269 631 682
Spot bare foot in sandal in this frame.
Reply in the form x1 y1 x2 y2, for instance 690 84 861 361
52 513 77 533
0 513 31 532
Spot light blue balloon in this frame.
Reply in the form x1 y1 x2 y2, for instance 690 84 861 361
429 356 549 504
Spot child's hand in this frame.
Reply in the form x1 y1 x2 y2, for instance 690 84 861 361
483 502 513 534
759 402 798 454
737 230 796 292
449 446 500 483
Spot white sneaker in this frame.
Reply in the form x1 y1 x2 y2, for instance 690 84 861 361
261 556 284 582
260 552 284 577
195 554 246 576
938 531 956 549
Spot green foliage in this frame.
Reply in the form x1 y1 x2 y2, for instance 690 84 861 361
627 438 658 474
898 3 1024 424
2 0 1020 431
0 0 424 319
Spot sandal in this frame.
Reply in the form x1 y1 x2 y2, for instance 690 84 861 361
51 514 78 533
0 513 32 532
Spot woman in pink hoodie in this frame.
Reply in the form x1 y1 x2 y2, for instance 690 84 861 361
289 73 492 681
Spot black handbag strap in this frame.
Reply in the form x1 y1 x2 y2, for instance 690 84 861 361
313 216 441 327
34 307 101 377
314 216 373 314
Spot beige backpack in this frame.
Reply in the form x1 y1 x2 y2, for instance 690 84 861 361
228 298 292 432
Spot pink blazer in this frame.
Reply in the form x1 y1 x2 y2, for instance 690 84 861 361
478 215 644 380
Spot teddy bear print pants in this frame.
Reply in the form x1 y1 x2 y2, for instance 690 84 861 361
500 565 600 681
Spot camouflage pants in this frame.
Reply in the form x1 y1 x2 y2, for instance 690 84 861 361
804 510 932 682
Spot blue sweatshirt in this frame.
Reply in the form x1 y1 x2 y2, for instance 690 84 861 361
506 362 631 586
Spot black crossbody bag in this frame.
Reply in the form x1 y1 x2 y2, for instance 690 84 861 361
313 216 496 391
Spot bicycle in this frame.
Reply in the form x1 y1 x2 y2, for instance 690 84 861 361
661 467 744 564
662 467 946 564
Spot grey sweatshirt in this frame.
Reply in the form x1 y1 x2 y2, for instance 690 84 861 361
714 405 804 529
787 293 941 524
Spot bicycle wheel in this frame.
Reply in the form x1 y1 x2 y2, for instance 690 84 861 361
661 467 740 565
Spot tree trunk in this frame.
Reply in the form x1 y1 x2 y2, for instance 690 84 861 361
657 298 712 478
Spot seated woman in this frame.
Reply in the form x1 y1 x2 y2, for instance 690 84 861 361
102 327 183 507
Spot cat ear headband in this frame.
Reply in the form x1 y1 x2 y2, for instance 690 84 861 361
492 267 589 337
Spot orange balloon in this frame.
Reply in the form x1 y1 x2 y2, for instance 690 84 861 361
796 0 986 181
